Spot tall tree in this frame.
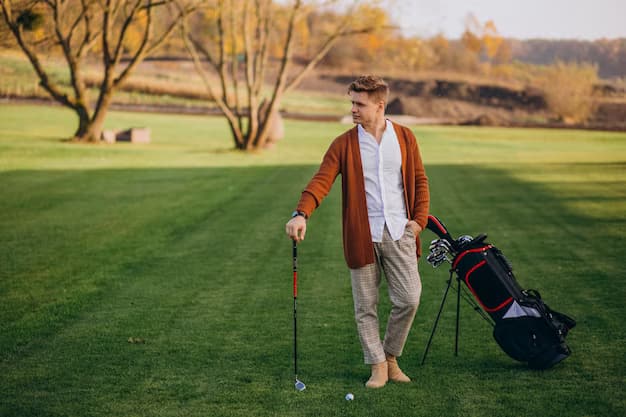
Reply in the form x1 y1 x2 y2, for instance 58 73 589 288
461 13 507 66
182 0 382 151
0 0 196 142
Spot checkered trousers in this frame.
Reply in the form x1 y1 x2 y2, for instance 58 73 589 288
350 224 422 364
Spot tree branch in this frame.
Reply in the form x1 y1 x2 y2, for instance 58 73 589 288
1 0 77 108
189 35 219 72
111 0 142 69
77 1 102 58
285 27 376 93
102 0 113 66
243 0 258 141
115 12 150 86
252 0 270 96
144 1 197 56
229 0 242 127
254 0 303 148
49 0 89 105
181 14 244 147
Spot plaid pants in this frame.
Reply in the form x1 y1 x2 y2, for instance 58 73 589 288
350 224 422 364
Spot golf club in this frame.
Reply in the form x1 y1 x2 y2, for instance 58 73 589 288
427 238 454 268
293 240 306 391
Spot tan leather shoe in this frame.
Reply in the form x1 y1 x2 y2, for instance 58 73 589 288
386 354 411 383
365 361 388 388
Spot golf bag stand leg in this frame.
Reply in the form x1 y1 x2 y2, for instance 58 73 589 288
421 269 456 365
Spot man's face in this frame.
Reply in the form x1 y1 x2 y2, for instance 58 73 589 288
349 91 383 126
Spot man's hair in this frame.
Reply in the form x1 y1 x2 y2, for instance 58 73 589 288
348 75 389 104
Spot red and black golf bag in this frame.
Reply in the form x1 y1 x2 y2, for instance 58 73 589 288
424 215 576 369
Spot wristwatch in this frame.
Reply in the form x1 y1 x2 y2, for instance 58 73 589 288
291 210 307 219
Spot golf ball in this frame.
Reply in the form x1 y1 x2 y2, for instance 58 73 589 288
345 393 354 401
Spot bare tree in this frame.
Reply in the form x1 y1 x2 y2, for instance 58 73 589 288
0 0 197 142
182 0 381 150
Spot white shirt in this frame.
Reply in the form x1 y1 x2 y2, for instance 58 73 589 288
358 120 408 243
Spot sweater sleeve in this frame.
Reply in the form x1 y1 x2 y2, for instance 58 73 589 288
296 137 342 218
407 128 430 230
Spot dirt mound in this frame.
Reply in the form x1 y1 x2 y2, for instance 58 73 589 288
324 75 546 111
590 102 626 130
384 95 543 126
301 72 624 130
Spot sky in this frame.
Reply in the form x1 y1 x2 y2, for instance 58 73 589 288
387 0 626 40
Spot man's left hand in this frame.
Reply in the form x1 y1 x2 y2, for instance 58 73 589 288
407 220 422 235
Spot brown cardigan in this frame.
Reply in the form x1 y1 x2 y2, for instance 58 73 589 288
296 121 430 269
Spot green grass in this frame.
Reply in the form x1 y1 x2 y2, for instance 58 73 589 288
1 104 625 417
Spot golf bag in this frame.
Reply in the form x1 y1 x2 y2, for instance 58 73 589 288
425 215 576 369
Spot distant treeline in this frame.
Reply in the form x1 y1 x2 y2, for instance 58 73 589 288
510 39 626 79
3 2 624 81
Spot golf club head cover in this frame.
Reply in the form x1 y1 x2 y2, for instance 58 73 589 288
426 215 458 250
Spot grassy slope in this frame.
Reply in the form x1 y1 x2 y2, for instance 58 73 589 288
0 104 625 417
0 52 348 116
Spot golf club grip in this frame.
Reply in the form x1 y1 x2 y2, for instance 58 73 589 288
426 215 455 245
292 240 298 298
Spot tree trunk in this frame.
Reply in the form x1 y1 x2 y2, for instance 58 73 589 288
83 117 107 143
226 116 245 149
72 104 91 140
73 88 113 142
73 117 106 143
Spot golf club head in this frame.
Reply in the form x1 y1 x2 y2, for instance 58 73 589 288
429 238 452 253
295 379 306 391
427 238 454 268
456 234 474 249
426 251 450 268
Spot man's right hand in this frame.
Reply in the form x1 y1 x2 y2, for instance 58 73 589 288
286 215 307 242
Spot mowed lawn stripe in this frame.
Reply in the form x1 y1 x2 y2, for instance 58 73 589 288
0 166 299 353
2 164 343 416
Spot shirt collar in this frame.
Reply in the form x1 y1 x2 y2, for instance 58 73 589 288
357 119 392 141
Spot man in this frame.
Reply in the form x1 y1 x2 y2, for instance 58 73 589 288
285 75 429 389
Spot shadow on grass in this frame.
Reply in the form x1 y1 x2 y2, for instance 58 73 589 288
0 162 624 417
